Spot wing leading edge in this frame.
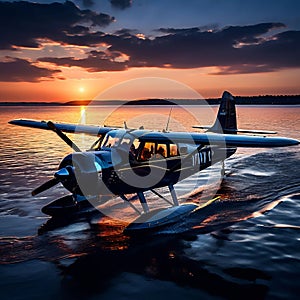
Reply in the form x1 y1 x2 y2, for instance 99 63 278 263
138 131 299 148
9 119 114 136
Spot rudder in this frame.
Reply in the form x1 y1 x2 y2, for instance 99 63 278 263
209 91 237 134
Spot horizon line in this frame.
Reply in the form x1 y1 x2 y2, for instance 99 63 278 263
1 93 300 104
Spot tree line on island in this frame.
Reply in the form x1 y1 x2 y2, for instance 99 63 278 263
1 95 300 106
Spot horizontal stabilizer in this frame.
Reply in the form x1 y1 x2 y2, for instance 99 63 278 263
193 125 277 135
225 128 277 134
192 125 211 130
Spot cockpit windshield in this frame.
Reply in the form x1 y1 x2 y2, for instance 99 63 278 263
101 131 122 148
91 130 140 156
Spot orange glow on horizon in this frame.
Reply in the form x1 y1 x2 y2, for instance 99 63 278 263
0 66 300 102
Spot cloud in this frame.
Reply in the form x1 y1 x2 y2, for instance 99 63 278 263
0 1 114 50
156 27 203 35
210 64 277 75
1 2 299 79
0 57 61 82
114 28 138 36
38 22 300 74
39 50 128 72
110 0 132 10
108 22 300 73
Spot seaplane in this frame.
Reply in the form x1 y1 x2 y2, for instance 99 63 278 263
9 91 299 233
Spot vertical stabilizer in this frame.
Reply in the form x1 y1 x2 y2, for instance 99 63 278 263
209 91 237 134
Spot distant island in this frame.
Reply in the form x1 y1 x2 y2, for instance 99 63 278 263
1 95 300 106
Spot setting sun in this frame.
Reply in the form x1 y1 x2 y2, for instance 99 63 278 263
79 86 85 93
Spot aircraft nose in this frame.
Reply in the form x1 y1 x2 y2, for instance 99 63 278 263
54 167 70 178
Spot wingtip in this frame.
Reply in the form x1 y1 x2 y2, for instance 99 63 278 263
277 137 300 147
8 119 18 125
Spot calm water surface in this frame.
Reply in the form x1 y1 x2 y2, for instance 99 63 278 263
0 105 299 300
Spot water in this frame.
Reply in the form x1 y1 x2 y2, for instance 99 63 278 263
0 105 299 300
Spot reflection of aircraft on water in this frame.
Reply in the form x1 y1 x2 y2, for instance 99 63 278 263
9 91 299 233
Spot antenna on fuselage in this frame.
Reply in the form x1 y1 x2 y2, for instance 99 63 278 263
164 107 173 132
124 121 128 129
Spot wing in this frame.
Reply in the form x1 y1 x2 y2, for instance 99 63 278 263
9 119 114 136
138 131 299 148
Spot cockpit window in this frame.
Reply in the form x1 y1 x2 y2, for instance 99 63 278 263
129 139 140 158
100 130 139 151
101 131 121 148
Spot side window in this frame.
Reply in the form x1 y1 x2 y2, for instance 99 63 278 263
156 144 167 158
139 142 155 161
169 144 178 157
136 142 178 160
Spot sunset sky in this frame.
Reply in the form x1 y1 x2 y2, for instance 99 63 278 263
0 0 300 102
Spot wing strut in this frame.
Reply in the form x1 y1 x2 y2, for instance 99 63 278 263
137 192 150 213
169 185 179 206
120 194 142 215
150 189 174 206
221 160 225 177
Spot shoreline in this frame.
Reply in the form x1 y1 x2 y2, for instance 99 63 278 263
1 95 300 106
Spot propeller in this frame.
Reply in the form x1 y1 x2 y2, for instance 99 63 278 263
32 178 59 196
47 121 81 152
31 121 82 196
32 166 75 196
32 122 104 197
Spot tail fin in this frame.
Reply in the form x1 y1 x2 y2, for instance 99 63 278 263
209 91 237 134
192 91 277 135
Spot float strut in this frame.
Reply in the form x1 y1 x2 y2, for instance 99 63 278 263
221 160 225 177
120 194 141 215
168 185 179 206
137 192 149 213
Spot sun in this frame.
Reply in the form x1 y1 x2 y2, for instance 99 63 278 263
79 86 85 93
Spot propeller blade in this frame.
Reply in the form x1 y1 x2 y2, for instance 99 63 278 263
32 178 59 196
47 121 81 152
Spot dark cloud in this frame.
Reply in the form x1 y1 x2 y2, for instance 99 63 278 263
39 50 127 72
38 22 300 74
0 1 114 50
157 27 203 35
1 3 299 80
114 28 138 37
0 57 61 82
156 25 219 35
110 0 132 10
108 22 300 73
